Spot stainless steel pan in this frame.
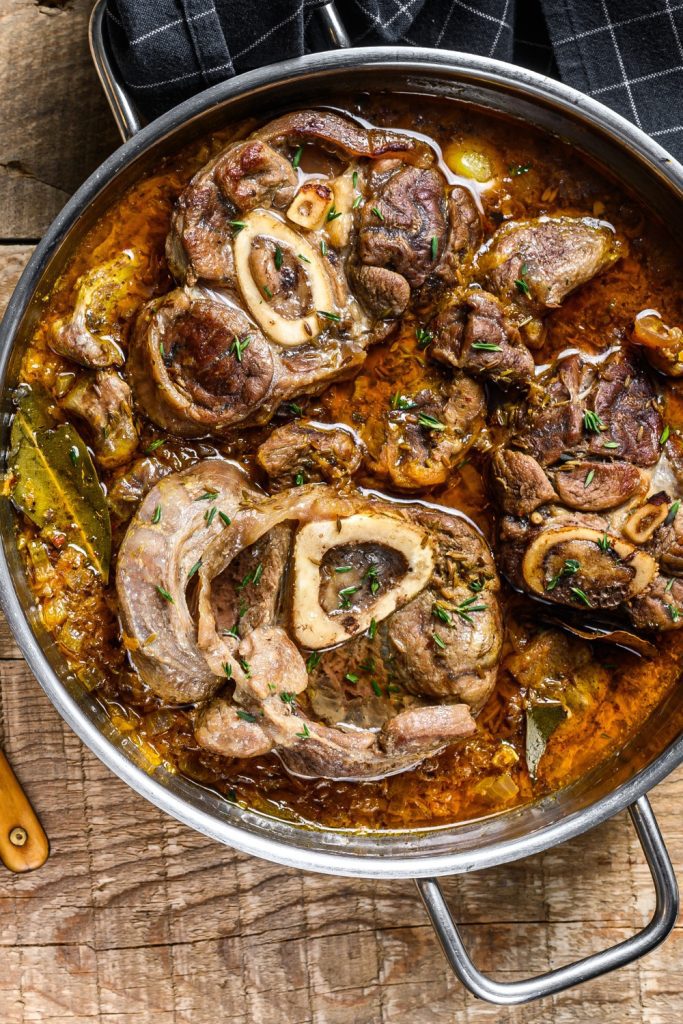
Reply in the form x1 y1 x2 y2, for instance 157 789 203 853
0 0 681 1004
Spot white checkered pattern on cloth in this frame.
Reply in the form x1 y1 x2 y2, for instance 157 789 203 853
106 0 683 158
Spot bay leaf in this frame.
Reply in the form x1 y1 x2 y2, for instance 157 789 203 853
9 388 112 581
525 702 567 781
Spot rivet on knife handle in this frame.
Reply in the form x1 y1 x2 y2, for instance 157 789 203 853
0 749 49 872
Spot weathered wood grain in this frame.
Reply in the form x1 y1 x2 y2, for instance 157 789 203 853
0 2 681 1020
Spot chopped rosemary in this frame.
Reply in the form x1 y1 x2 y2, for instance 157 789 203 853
320 239 327 256
339 584 361 609
454 595 487 624
317 310 341 322
371 206 384 221
665 577 675 593
195 490 218 501
280 691 296 705
151 504 162 524
570 585 592 607
219 511 231 527
433 632 447 649
263 285 273 299
469 576 485 593
230 335 251 362
294 472 305 486
145 438 166 453
298 253 311 263
598 533 612 552
237 563 263 589
236 709 257 723
286 401 303 416
432 602 452 625
334 565 353 573
582 409 606 434
365 563 380 595
352 194 363 208
603 440 619 449
204 506 217 527
471 342 503 351
292 146 303 168
546 558 580 591
431 236 438 260
666 603 680 623
665 499 681 525
416 327 433 349
584 468 595 487
326 205 342 222
239 658 252 678
222 662 232 679
418 412 446 432
68 445 79 466
390 392 415 410
371 680 382 697
230 220 247 233
296 723 311 739
306 651 322 673
155 585 174 603
274 244 283 271
187 558 202 580
514 262 531 297
345 672 359 684
367 618 378 640
660 424 671 445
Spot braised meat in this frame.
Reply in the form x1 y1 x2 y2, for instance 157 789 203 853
256 420 364 490
488 350 683 629
431 288 535 387
60 369 138 469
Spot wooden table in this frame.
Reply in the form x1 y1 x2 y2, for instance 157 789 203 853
0 3 681 1020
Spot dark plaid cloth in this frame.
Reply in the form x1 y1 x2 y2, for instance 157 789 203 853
106 0 683 158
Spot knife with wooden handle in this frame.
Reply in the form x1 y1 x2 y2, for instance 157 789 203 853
0 748 49 872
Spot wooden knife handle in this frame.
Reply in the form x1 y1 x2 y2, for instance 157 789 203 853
0 748 49 872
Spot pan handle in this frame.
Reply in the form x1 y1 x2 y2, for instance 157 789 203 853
416 796 678 1006
88 0 351 142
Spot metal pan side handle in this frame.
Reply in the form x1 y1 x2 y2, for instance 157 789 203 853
416 796 679 1006
89 0 350 141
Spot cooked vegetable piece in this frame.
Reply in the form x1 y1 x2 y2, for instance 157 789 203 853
9 389 111 581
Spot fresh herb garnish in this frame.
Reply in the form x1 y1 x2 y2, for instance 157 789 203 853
583 409 606 434
155 584 174 603
660 424 671 445
416 327 433 349
665 499 681 526
326 205 342 222
222 662 232 679
471 342 503 351
204 506 217 527
317 310 341 322
320 239 327 256
274 244 283 271
294 472 305 486
230 335 251 362
286 401 303 416
219 511 231 527
603 440 619 449
298 253 311 263
371 680 382 697
280 691 296 705
514 262 531 297
364 563 380 595
145 438 166 453
433 632 446 649
367 618 377 640
431 236 438 261
292 146 303 169
469 577 485 593
239 658 252 678
390 392 415 410
666 603 680 623
236 709 257 723
454 595 487 624
417 412 446 432
187 558 202 580
263 285 273 299
665 577 675 593
352 195 363 209
68 445 79 466
345 672 359 684
230 220 247 233
570 585 592 607
306 651 321 673
335 565 353 573
546 558 580 591
296 723 311 739
339 584 361 609
584 468 595 487
151 504 162 524
432 602 452 625
195 490 218 502
598 533 612 552
371 206 384 221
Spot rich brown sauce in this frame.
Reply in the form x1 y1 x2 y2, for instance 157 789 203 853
16 94 683 831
